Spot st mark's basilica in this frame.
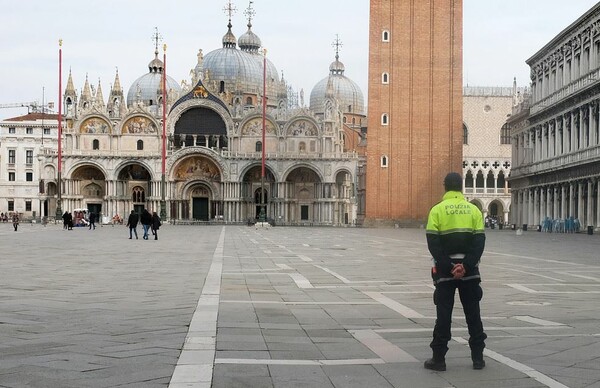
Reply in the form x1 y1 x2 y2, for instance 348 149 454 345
35 3 366 225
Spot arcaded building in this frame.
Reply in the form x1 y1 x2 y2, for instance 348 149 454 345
365 0 463 225
2 3 367 225
510 2 600 230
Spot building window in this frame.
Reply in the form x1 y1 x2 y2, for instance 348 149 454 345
26 127 33 134
132 186 145 203
246 97 253 105
8 200 14 211
463 123 469 145
26 150 33 164
219 81 225 93
381 113 389 125
255 141 262 152
382 72 389 84
343 116 347 123
381 155 388 167
26 172 33 181
8 127 15 134
93 139 100 150
299 141 306 153
8 172 15 181
8 149 15 164
382 30 390 42
43 128 51 135
137 140 144 150
25 201 32 212
500 123 511 144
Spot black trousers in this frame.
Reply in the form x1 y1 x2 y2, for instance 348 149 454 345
430 279 486 358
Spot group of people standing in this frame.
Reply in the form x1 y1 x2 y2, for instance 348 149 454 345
126 209 161 240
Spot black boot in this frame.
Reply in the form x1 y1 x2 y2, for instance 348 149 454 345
472 350 485 370
424 357 446 371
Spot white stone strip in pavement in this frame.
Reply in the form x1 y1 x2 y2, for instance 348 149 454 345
376 326 569 334
561 272 600 281
215 358 385 365
363 291 425 318
297 254 313 262
350 329 419 363
507 283 600 294
486 264 565 282
221 300 379 305
453 336 570 388
168 227 225 388
486 251 586 267
313 265 351 283
276 263 293 270
288 273 314 288
514 316 565 326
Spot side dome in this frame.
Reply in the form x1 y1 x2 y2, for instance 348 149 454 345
126 51 181 108
310 59 365 116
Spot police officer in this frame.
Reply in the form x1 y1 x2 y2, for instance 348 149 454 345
424 172 487 371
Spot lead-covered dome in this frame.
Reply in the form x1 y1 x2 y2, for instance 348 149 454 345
127 51 181 108
310 55 364 116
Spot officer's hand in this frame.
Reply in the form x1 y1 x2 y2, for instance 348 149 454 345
451 263 465 279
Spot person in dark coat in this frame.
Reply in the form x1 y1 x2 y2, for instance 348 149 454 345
126 210 139 239
88 212 96 230
12 213 19 231
151 211 161 240
62 211 69 229
140 209 152 240
67 212 73 230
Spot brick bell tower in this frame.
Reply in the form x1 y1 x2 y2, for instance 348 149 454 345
365 0 463 226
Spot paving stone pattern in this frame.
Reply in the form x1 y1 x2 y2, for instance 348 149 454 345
1 222 600 387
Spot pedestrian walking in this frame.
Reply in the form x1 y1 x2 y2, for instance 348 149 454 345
140 209 152 240
12 213 19 231
62 211 69 230
88 212 96 230
151 211 161 240
126 210 139 239
424 172 487 371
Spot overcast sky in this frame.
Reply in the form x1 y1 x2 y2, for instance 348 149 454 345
1 0 599 121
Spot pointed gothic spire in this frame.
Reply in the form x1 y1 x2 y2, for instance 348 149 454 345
65 69 76 93
112 68 122 93
95 79 105 109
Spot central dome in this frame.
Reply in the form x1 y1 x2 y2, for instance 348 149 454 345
310 57 365 116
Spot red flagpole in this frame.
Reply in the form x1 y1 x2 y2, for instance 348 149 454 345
262 49 266 179
56 39 63 218
161 44 167 219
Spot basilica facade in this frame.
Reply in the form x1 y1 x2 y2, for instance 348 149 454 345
28 8 366 225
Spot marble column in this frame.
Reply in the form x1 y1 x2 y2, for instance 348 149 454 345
587 179 594 228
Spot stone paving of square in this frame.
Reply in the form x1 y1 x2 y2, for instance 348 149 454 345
1 222 600 387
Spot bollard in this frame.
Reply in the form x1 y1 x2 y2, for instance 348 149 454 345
588 225 594 235
522 224 528 231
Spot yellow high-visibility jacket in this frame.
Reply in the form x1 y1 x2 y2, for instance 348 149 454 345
426 191 486 283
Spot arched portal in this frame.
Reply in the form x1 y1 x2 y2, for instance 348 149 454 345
242 165 276 220
285 167 322 222
171 155 222 220
71 165 106 216
116 163 152 216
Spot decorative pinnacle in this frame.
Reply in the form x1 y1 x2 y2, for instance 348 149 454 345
59 39 63 47
332 34 343 61
163 43 167 52
223 0 237 22
152 27 163 54
244 1 255 26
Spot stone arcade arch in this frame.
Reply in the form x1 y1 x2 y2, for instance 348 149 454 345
68 165 107 216
114 163 153 217
284 166 322 223
170 155 223 221
241 165 276 221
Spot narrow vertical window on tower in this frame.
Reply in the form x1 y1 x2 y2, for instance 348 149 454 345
381 155 388 167
381 113 389 125
382 72 389 84
382 30 390 42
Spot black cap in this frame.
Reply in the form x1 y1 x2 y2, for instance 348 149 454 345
444 172 462 192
